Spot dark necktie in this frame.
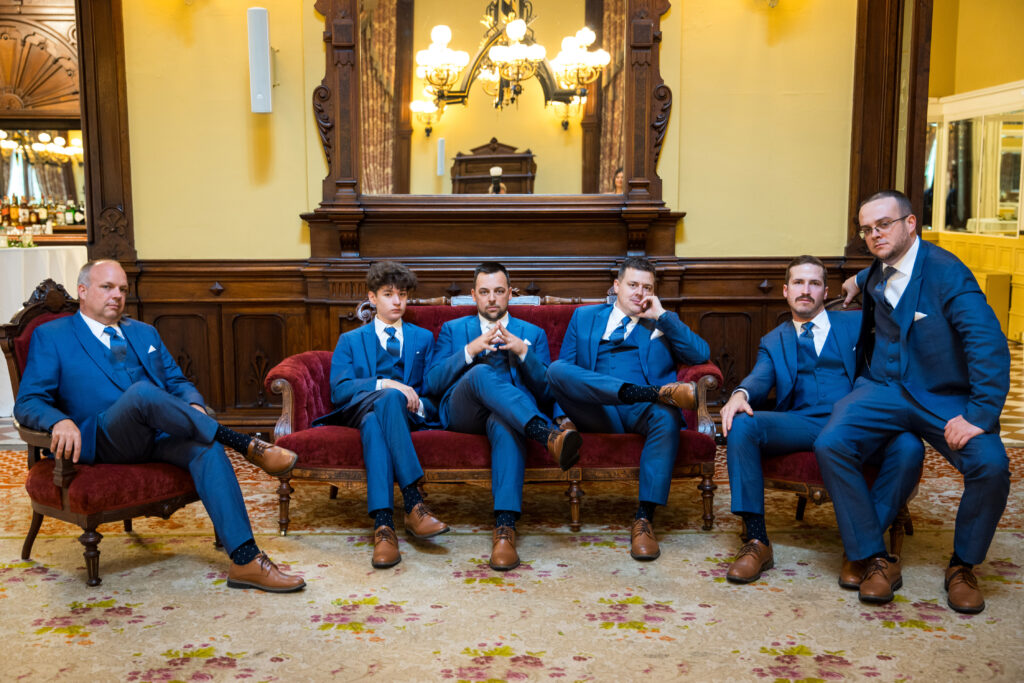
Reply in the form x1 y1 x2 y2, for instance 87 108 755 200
385 326 400 358
876 265 898 309
798 321 816 357
608 317 630 345
104 326 127 366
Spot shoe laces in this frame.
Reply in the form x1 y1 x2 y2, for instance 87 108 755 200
632 518 654 538
736 541 765 559
254 552 277 574
412 502 434 520
375 526 397 542
250 439 267 457
861 557 892 581
495 526 515 542
948 566 978 589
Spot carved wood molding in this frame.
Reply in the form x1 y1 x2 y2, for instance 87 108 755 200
0 2 78 119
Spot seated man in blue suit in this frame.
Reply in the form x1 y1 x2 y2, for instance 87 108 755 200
314 261 449 569
15 260 304 592
817 190 1011 612
425 262 581 571
720 255 922 584
546 256 710 561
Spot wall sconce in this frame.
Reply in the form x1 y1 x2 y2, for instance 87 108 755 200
410 100 441 137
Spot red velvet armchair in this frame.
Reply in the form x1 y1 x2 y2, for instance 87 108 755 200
0 279 200 586
266 301 723 534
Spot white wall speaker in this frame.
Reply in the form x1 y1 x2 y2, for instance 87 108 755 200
437 137 445 177
247 7 272 113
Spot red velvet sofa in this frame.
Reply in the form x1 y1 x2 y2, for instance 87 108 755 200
264 303 723 533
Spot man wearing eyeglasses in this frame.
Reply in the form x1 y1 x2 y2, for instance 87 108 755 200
815 190 1010 613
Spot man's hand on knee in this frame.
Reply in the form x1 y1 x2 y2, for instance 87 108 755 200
944 415 983 451
50 419 81 463
720 391 753 437
383 379 421 413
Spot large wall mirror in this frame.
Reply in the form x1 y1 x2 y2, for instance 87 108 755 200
357 0 626 196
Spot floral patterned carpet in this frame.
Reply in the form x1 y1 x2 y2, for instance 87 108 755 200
1 447 1022 681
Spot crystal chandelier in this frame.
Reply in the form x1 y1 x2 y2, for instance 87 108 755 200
409 1 610 133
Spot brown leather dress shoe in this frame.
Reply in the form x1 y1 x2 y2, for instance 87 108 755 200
227 552 305 592
839 554 867 590
657 381 697 410
858 556 902 604
727 539 774 584
547 427 583 470
372 526 401 568
404 502 450 539
489 526 519 571
630 518 660 561
945 565 985 614
245 438 298 476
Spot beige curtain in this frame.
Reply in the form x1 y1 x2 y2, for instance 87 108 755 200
599 0 626 193
359 0 397 195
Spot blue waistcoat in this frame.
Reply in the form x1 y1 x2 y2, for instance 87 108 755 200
792 330 850 416
374 337 404 381
594 334 648 386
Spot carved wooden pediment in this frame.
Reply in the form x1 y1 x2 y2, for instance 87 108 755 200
0 7 79 119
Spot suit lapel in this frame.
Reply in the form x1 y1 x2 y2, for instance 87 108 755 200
506 317 523 384
777 323 797 406
587 306 608 370
895 242 926 334
71 314 129 390
120 319 159 386
360 323 378 377
402 324 419 385
828 311 857 382
635 318 652 379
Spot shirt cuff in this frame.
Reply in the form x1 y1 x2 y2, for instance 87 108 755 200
732 387 750 402
376 379 384 391
464 345 473 365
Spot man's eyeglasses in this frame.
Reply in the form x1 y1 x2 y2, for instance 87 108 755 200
858 214 910 240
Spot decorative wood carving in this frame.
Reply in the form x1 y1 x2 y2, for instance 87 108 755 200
0 1 78 119
151 313 211 400
450 138 536 194
231 315 285 409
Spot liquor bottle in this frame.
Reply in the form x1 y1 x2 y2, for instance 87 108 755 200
28 200 38 226
54 200 65 226
73 200 84 225
10 195 19 225
20 195 29 225
64 200 75 226
37 197 48 223
1 196 8 227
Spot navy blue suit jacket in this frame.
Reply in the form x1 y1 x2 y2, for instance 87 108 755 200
738 310 860 411
14 313 204 464
425 315 553 425
318 320 438 425
558 304 710 385
856 239 1009 432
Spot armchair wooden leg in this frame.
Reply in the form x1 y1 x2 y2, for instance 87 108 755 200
795 495 808 521
79 528 103 587
123 519 133 533
698 476 717 531
329 485 339 500
277 476 294 536
566 479 583 532
22 512 44 560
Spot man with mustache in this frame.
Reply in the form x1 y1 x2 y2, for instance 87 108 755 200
546 256 710 561
719 255 923 585
816 190 1010 612
425 262 580 570
314 261 449 569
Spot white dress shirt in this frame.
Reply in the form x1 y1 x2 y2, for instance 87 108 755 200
79 311 122 348
880 236 919 309
790 307 831 356
602 303 664 341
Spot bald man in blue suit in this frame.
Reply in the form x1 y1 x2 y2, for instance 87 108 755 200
816 190 1010 613
720 255 922 585
15 260 304 592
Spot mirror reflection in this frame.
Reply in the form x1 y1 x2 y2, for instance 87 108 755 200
943 113 1022 235
358 0 626 195
0 128 86 236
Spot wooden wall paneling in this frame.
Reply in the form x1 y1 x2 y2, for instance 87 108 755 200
580 0 604 194
227 311 285 411
0 1 79 120
697 310 755 399
148 309 218 407
392 0 413 193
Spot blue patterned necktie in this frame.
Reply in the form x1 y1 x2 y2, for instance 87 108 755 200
798 321 816 357
876 265 898 309
385 326 400 358
103 326 127 366
608 317 630 345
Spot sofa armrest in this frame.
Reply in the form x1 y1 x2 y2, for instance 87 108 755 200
265 351 333 439
13 417 78 487
676 362 723 439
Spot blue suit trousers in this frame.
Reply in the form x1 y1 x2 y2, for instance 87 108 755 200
728 410 923 531
444 365 546 513
815 378 1009 564
349 388 426 514
547 360 681 505
94 382 253 555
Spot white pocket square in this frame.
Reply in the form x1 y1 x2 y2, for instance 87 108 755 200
148 345 157 353
913 312 927 322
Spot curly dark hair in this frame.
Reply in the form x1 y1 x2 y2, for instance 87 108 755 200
366 261 418 293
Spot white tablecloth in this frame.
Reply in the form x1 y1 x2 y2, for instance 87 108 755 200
1 245 88 416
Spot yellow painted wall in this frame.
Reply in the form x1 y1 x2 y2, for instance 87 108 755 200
929 0 958 97
123 1 318 260
122 1 858 259
407 0 585 195
665 0 858 257
953 0 1024 94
